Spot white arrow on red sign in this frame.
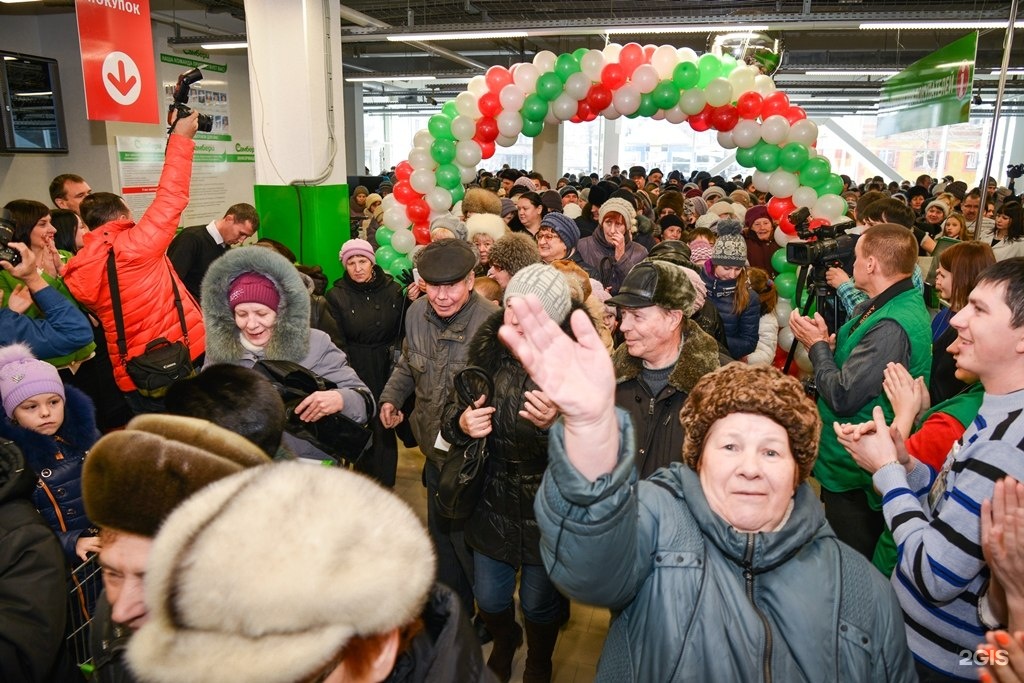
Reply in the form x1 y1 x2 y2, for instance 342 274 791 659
102 51 142 105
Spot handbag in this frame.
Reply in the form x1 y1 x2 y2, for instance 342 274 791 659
436 366 494 520
107 249 196 398
253 359 374 466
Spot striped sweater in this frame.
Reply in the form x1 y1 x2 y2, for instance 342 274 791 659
872 390 1024 680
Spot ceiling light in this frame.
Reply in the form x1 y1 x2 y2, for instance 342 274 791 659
386 30 528 41
0 0 44 4
200 41 248 50
605 25 769 35
804 69 898 76
991 68 1024 75
345 75 437 83
859 21 1022 30
13 91 52 97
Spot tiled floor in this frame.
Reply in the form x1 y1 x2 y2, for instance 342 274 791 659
393 444 607 683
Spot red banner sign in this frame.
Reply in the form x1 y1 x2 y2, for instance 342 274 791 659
76 0 159 124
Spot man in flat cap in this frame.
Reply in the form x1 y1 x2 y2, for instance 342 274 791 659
379 238 498 619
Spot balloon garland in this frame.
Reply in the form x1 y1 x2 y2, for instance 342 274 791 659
373 41 848 282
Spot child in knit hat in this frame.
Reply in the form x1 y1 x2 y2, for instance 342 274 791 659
0 343 101 563
700 219 761 361
687 227 717 269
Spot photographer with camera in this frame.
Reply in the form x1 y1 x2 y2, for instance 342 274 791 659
63 111 205 415
790 224 932 575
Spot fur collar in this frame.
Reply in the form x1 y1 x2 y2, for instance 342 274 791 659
0 386 99 470
201 247 312 365
612 323 721 394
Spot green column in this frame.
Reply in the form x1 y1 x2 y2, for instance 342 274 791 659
253 184 349 284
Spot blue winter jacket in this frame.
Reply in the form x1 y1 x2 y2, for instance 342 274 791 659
701 263 761 360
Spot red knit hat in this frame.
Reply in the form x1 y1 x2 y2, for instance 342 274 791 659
228 272 281 312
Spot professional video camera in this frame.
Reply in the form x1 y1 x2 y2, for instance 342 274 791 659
1008 163 1024 180
167 68 213 133
0 209 22 266
785 207 856 268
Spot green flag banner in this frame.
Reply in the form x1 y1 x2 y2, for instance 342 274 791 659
877 32 977 136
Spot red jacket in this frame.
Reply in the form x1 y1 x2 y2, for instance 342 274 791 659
64 135 205 391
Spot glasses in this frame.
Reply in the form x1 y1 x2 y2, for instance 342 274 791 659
536 231 561 242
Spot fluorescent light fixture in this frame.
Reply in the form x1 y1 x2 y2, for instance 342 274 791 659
387 30 527 41
605 24 769 35
804 69 897 76
860 21 1023 30
345 75 437 83
992 68 1024 75
0 0 44 4
13 91 52 97
200 41 248 50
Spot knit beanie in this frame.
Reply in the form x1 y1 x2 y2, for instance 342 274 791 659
709 200 739 218
926 200 950 218
685 196 708 217
711 219 747 267
730 189 753 208
744 204 772 229
429 214 468 242
488 233 541 276
126 462 435 683
540 212 580 251
680 363 821 483
500 198 517 219
0 343 65 418
339 238 375 265
466 213 507 242
513 176 538 192
461 187 502 216
82 414 271 538
351 185 368 198
682 266 707 314
694 213 719 231
689 236 714 264
228 272 281 312
540 190 562 214
559 185 579 199
503 263 572 324
598 197 638 233
702 186 727 203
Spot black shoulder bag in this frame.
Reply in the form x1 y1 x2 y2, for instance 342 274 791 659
436 366 494 520
107 249 196 398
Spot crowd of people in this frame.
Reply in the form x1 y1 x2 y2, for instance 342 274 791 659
2 110 1024 683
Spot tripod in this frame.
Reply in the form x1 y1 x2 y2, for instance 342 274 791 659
783 262 842 375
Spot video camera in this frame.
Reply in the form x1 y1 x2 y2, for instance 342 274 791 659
0 208 22 267
1008 163 1024 180
785 207 856 268
167 68 213 133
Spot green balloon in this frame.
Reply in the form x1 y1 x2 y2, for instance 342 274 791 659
720 54 738 76
435 163 460 190
555 53 581 83
427 114 453 141
388 255 413 278
774 271 797 300
672 62 699 90
521 118 544 137
441 101 458 119
375 245 399 270
536 72 563 102
736 145 758 168
626 109 642 119
779 142 810 174
770 248 797 275
449 183 465 203
637 92 659 118
652 80 680 110
375 226 394 248
697 53 721 88
816 173 845 197
430 138 456 165
754 142 781 173
572 47 589 61
794 289 811 310
522 94 548 122
800 157 832 187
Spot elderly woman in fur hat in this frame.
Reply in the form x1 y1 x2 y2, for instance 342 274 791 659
202 247 373 463
498 299 916 682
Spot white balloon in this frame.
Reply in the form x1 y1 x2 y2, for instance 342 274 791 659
496 110 523 138
665 104 687 124
768 169 799 198
450 115 476 141
651 110 666 120
424 187 453 213
811 194 847 221
774 227 793 247
795 345 814 374
565 71 592 100
717 130 737 149
408 147 434 171
754 74 777 96
384 206 410 231
409 168 436 194
381 194 398 211
580 49 606 81
390 227 416 254
651 44 680 79
677 47 698 63
777 326 795 351
679 88 706 115
459 163 478 184
792 185 818 209
752 170 773 192
552 93 578 120
455 140 482 167
412 128 434 150
513 63 540 93
467 75 488 98
455 91 479 119
704 78 733 107
533 50 557 72
602 104 622 121
612 84 641 115
631 64 659 94
545 109 560 125
760 115 791 145
602 43 622 63
775 298 793 328
732 119 761 148
495 133 519 147
788 119 819 146
728 66 756 96
499 84 525 112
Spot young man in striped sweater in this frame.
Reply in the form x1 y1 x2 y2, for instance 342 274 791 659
835 257 1024 682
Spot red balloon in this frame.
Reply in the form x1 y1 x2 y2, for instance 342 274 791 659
600 63 627 90
477 138 496 159
475 117 498 142
761 92 791 118
587 84 613 112
619 43 645 76
569 115 582 124
393 180 419 205
576 100 593 121
394 160 413 182
585 110 598 122
478 92 501 118
784 106 807 125
405 198 430 224
643 45 657 61
485 66 512 94
736 91 764 120
767 196 796 221
412 222 431 245
710 104 739 132
688 106 712 132
808 217 831 232
779 215 797 235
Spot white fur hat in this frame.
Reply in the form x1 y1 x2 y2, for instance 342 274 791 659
127 462 436 683
466 213 508 242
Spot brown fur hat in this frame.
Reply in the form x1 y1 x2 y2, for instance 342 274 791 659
83 414 272 537
656 190 686 219
461 187 502 216
679 362 821 483
488 232 541 276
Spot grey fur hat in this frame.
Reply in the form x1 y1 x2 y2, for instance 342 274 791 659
488 232 541 276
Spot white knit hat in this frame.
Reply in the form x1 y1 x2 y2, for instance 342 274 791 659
598 197 638 233
127 462 436 683
503 263 572 324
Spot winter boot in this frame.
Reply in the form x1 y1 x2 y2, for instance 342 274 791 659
522 618 561 683
477 607 523 682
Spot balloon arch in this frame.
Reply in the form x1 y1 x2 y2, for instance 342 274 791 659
372 42 847 297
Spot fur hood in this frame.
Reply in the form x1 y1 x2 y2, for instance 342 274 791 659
201 247 312 365
612 322 721 395
0 385 99 470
